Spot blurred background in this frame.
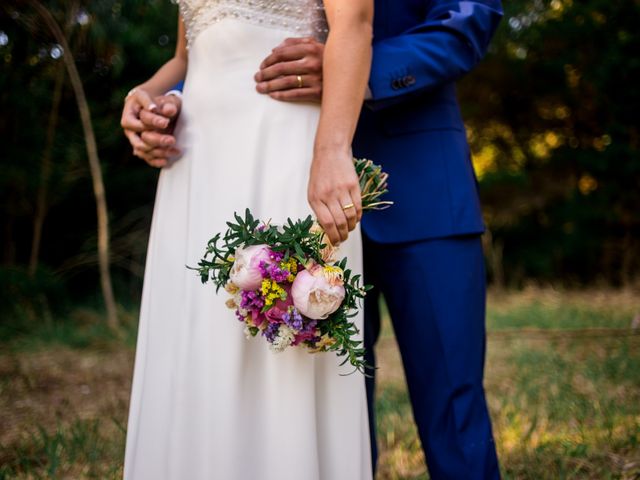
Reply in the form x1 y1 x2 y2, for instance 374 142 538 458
1 0 639 478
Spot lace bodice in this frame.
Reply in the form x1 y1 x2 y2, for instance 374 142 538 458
178 0 329 48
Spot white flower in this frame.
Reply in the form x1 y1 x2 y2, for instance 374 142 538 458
243 325 254 339
291 263 345 320
229 244 271 291
270 325 295 353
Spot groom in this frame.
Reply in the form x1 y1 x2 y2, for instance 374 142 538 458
122 1 504 477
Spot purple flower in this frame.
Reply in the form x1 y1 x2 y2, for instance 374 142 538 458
263 322 280 343
282 307 304 331
240 290 265 311
270 250 285 263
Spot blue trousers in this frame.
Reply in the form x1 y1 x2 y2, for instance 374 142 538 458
363 233 500 479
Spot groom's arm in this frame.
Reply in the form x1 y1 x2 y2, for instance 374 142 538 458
256 0 502 107
368 0 503 109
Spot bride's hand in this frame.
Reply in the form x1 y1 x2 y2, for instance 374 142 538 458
121 88 182 167
308 146 362 245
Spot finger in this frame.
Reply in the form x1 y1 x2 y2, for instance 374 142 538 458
257 74 310 94
124 129 150 151
340 197 358 232
310 201 341 246
256 60 302 83
147 147 179 158
259 42 315 70
140 130 177 149
349 184 363 222
133 148 168 168
256 49 322 84
121 101 145 132
159 100 178 118
278 37 316 49
140 109 172 130
138 145 179 158
155 95 181 118
121 89 158 131
131 89 157 112
327 200 350 243
269 87 322 103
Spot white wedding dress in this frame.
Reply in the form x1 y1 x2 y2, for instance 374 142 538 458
123 1 372 479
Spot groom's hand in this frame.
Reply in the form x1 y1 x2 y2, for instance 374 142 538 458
121 91 182 168
255 37 324 102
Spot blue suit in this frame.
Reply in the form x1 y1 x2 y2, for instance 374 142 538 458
352 1 503 478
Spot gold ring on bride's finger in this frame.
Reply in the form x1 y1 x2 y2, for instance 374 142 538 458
342 203 355 211
296 75 303 88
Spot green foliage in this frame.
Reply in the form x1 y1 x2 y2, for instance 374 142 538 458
460 0 640 285
195 208 369 373
354 158 393 210
0 0 180 309
195 210 325 290
0 266 66 323
0 0 639 316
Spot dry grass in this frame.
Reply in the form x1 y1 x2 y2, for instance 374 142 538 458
1 288 639 479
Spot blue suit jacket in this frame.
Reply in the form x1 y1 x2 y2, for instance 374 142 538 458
354 0 503 243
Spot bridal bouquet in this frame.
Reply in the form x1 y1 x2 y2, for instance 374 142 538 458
193 159 391 373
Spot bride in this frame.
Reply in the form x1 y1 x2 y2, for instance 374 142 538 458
122 1 374 479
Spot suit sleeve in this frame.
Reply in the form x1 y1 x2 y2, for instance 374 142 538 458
368 0 503 110
168 80 185 93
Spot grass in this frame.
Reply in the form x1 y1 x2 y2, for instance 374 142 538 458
1 288 639 479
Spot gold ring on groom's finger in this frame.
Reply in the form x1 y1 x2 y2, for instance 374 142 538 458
296 75 303 88
342 203 355 211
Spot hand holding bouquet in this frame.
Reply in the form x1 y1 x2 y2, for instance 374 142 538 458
193 159 391 373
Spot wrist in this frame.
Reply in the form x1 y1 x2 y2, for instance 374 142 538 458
313 143 352 159
137 82 164 98
314 139 351 157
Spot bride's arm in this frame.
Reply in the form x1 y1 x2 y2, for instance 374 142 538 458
135 17 188 97
308 0 374 245
121 17 187 163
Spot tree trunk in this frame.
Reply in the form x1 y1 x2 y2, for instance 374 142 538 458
29 0 118 329
29 61 65 276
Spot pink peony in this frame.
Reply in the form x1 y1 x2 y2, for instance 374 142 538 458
291 264 345 320
229 245 271 291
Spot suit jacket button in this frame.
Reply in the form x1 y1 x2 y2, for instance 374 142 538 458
403 75 416 87
391 79 402 90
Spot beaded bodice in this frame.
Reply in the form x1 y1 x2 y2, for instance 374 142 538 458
178 0 329 48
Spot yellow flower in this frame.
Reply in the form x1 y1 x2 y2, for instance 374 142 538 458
309 334 336 352
261 279 271 296
323 265 344 285
261 279 286 306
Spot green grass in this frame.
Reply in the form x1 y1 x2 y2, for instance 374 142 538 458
487 302 632 330
1 289 639 479
0 419 125 480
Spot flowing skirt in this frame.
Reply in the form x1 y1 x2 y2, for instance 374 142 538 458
123 19 371 480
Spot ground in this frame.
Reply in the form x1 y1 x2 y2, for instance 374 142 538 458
1 288 639 479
